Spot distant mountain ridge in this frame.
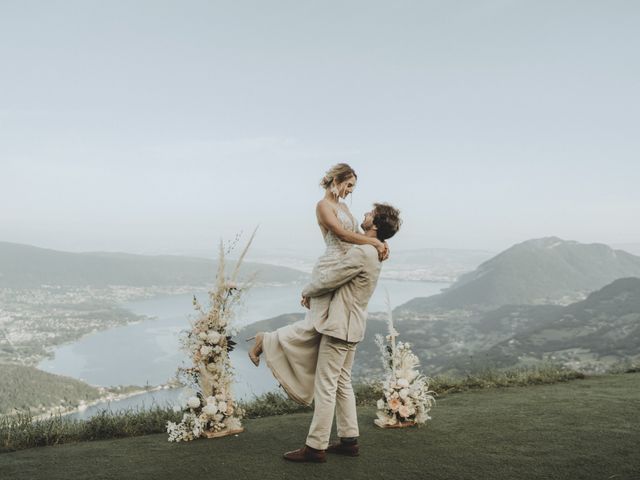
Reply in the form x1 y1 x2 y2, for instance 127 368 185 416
0 242 308 287
369 278 640 376
396 237 640 312
474 277 640 372
241 279 640 377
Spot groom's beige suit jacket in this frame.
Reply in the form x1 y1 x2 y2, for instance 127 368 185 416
302 244 381 343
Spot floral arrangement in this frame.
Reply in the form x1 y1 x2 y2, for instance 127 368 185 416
374 295 436 428
167 230 256 442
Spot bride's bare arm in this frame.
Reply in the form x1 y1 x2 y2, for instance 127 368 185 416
316 201 388 258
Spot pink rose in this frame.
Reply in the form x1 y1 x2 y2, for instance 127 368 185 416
388 398 401 411
398 405 411 419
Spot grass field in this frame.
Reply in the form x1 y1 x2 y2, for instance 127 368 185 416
1 372 638 480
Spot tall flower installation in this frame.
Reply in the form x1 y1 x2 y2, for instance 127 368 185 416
374 294 436 428
167 229 257 442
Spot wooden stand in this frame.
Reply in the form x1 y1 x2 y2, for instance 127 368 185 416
202 427 244 439
374 419 416 429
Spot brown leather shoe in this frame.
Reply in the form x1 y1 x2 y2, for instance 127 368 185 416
326 440 359 457
283 445 327 463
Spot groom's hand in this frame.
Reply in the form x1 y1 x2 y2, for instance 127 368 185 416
300 296 310 309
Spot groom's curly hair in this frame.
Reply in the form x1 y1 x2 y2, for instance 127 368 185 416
373 203 402 241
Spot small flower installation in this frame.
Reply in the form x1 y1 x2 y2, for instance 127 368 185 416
167 229 257 442
374 295 436 429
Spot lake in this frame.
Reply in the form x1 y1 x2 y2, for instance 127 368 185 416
38 280 448 419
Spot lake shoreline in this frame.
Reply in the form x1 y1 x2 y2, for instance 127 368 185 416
29 383 181 422
31 280 449 419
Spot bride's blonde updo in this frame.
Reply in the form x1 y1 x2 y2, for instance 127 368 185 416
320 163 357 189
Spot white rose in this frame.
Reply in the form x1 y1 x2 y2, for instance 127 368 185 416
207 331 222 344
187 396 201 409
397 378 410 388
198 332 208 340
213 346 222 354
217 401 228 413
200 345 212 356
399 388 410 400
213 413 224 422
202 404 218 416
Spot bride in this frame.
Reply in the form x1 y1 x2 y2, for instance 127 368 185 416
246 163 387 405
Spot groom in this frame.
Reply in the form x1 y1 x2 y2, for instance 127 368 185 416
283 203 402 463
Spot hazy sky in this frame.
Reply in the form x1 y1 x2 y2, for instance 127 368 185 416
1 0 639 257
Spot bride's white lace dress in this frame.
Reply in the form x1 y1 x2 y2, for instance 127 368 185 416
262 206 358 405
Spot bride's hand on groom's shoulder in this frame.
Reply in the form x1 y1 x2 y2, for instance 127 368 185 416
372 239 386 261
376 241 390 262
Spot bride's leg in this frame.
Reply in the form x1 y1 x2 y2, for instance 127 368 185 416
247 332 264 366
262 314 321 406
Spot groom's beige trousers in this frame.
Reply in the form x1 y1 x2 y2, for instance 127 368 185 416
305 334 359 450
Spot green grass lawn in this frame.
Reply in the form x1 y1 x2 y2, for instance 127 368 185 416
1 373 638 480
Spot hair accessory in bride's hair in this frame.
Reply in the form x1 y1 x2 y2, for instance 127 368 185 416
330 183 340 198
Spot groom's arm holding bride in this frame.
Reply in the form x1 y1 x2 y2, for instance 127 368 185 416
300 203 401 310
300 244 380 307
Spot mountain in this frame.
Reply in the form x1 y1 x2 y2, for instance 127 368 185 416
375 277 640 376
478 277 640 372
612 243 640 256
0 242 308 287
396 237 640 312
231 279 640 380
0 364 102 415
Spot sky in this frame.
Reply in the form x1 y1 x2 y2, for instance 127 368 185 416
1 0 639 258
